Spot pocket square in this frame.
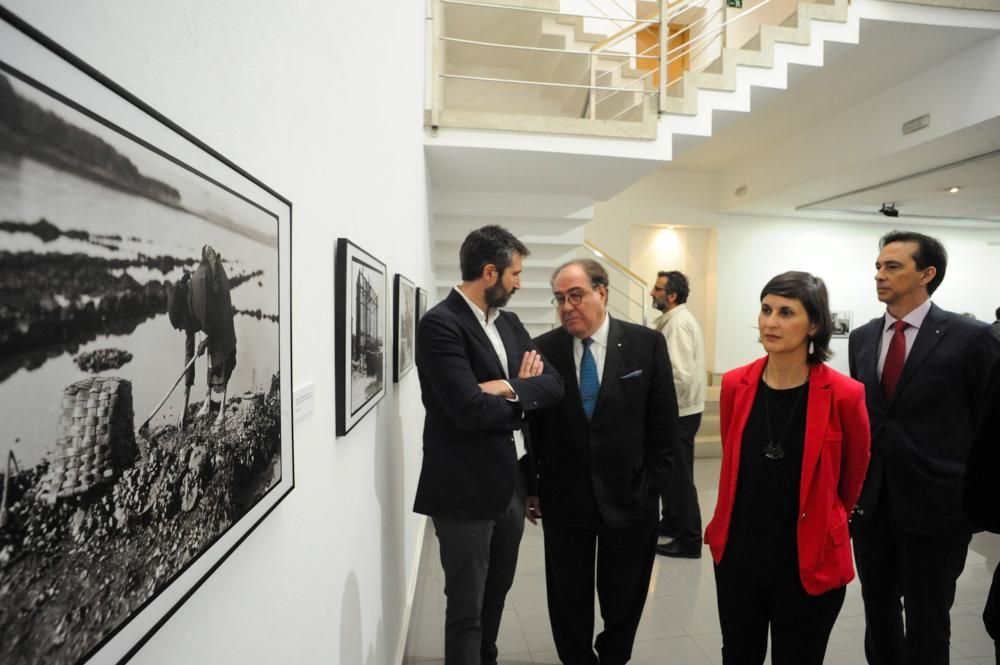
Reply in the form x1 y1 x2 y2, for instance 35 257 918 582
620 369 643 380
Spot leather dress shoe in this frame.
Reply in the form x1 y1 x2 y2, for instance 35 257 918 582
656 540 702 559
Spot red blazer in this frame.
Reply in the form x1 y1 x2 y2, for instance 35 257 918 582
704 358 871 595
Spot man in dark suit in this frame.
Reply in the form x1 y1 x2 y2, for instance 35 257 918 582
413 226 564 665
848 230 1000 665
529 259 677 665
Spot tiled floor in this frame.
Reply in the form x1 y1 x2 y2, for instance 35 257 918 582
403 458 999 664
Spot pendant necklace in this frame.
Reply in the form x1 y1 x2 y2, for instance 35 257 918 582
762 367 807 461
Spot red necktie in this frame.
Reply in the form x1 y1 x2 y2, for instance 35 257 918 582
881 320 909 399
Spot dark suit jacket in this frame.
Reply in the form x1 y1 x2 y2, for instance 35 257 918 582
530 317 678 530
848 302 1000 534
964 361 1000 533
413 289 564 520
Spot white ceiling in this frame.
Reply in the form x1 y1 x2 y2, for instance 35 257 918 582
667 19 1000 226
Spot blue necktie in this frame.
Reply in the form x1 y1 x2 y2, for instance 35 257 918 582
580 337 599 418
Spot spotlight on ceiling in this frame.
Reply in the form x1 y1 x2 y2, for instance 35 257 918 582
949 186 960 193
879 203 899 218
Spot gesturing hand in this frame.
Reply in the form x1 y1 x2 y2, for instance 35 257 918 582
519 350 544 379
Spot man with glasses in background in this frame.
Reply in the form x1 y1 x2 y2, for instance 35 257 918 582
650 270 705 559
527 259 678 665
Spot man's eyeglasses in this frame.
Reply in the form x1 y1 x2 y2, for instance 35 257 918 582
551 290 589 307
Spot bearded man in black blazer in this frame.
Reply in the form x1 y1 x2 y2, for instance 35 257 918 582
529 259 678 665
848 230 1000 665
414 226 564 665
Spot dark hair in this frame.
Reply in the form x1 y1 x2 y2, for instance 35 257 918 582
657 270 690 304
459 225 529 281
550 259 609 289
760 271 833 364
879 230 947 295
995 306 1000 320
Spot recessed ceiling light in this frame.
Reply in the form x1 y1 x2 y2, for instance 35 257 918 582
949 186 960 193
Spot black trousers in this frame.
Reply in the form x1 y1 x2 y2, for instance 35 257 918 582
659 412 703 544
714 555 845 665
852 496 971 665
542 513 658 665
432 479 525 665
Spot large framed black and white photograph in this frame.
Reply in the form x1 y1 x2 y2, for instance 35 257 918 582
0 10 294 664
335 238 386 435
393 274 415 382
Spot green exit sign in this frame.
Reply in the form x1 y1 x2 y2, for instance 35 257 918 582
727 0 743 6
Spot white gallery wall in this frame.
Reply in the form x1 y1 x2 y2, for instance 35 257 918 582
713 216 1000 376
4 1 432 663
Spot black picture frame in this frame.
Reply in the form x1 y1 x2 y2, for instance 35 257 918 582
335 238 386 435
0 8 294 664
393 274 416 382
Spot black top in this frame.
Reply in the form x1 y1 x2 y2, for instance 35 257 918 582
727 378 809 572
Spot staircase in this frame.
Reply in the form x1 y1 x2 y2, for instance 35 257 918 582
425 0 862 443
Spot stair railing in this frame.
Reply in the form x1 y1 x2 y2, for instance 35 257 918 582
581 240 649 327
429 0 803 126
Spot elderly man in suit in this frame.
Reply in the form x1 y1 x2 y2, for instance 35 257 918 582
848 230 1000 665
529 259 677 665
413 225 564 665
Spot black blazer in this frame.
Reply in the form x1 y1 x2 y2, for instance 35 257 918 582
848 302 1000 534
530 317 678 529
964 362 1000 533
413 289 564 520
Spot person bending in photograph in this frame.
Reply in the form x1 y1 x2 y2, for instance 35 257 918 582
704 271 870 665
413 225 564 665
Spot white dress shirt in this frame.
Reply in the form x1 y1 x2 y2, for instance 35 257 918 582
573 312 610 387
454 287 525 458
877 298 932 378
652 303 706 417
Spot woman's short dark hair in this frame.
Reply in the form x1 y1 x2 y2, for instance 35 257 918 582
760 271 833 364
459 225 529 281
879 230 947 295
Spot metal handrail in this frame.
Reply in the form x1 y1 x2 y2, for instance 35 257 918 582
441 36 658 59
433 0 800 124
584 240 646 286
440 73 659 95
441 0 649 22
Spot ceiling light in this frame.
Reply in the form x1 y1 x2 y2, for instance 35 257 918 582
949 186 960 193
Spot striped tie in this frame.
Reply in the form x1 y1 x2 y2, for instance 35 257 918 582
580 337 599 418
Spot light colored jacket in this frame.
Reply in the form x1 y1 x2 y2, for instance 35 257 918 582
653 304 705 416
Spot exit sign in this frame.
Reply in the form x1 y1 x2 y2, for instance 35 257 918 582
727 0 743 6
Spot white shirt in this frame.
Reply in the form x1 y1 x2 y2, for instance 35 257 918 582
652 304 706 417
454 287 525 458
573 312 610 387
877 298 932 378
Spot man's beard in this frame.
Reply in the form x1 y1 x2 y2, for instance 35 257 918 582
485 281 515 308
652 297 667 312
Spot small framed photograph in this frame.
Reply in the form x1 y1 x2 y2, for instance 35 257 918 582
416 287 429 326
335 238 386 435
393 274 416 382
831 311 853 338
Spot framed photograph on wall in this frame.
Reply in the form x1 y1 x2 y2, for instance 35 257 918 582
416 287 429 326
393 274 416 382
831 311 853 338
0 8 294 664
335 238 386 435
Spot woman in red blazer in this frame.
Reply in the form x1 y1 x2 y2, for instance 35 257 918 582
704 271 870 665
